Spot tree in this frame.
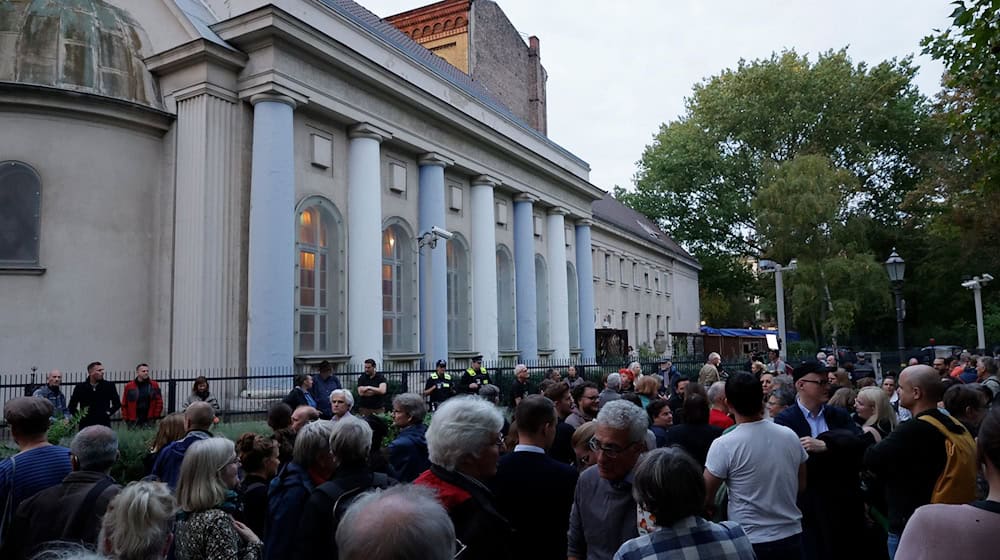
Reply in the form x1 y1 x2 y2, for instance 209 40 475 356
619 49 944 340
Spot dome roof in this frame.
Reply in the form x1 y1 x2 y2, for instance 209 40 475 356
0 0 162 108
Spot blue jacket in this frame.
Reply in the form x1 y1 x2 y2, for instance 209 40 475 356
150 430 212 490
265 462 316 560
310 374 342 419
387 424 430 483
32 385 70 418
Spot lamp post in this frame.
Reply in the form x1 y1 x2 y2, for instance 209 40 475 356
961 274 993 352
884 249 906 363
759 259 797 360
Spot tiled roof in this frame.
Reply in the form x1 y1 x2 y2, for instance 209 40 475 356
592 193 700 269
315 0 588 169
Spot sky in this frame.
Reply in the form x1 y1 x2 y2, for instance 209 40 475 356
361 0 955 192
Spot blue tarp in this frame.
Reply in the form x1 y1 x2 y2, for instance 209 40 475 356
700 326 800 342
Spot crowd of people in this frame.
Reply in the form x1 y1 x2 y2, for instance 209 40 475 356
1 351 999 560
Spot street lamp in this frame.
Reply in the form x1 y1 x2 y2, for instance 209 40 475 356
759 258 797 360
884 249 906 363
961 274 993 352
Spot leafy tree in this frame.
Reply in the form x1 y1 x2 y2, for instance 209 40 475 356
620 49 944 341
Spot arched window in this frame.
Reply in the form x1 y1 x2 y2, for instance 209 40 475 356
295 198 344 355
535 254 549 350
496 245 516 351
382 222 416 353
0 161 41 266
567 262 580 349
446 235 472 351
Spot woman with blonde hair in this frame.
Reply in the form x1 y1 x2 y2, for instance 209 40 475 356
634 375 661 409
144 412 186 475
853 386 897 441
698 364 720 387
98 480 177 560
174 438 262 560
571 421 598 472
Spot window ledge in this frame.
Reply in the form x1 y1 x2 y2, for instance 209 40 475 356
384 351 424 361
0 265 45 275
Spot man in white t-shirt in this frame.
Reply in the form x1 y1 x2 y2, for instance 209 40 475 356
705 372 808 560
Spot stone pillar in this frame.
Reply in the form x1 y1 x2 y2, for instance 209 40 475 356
470 175 500 360
247 94 297 372
417 153 452 365
575 219 596 361
171 88 243 373
348 123 392 366
513 194 538 361
547 208 570 360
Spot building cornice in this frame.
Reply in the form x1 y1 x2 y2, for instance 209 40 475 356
590 219 702 271
0 82 174 133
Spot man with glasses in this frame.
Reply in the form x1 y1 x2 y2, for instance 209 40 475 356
568 400 647 560
774 361 864 560
567 382 600 429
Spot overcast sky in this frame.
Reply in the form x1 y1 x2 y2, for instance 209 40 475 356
362 0 954 192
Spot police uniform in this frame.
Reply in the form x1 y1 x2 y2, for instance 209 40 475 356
460 357 491 394
425 365 455 411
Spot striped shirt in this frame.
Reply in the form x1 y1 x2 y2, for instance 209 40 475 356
614 516 756 560
0 445 72 513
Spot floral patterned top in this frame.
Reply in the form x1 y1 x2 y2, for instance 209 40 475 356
175 508 261 560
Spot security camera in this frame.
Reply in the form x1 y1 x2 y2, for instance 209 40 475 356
983 274 995 283
431 226 453 240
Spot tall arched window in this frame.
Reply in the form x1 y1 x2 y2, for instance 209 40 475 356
0 161 41 266
496 245 516 351
295 198 344 355
567 262 580 349
446 235 472 351
535 254 549 350
382 222 416 353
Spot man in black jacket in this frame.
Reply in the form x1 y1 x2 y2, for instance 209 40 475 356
492 395 578 560
864 365 977 559
68 362 120 428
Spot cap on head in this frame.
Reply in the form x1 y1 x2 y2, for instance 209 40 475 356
792 360 832 381
435 359 447 368
472 356 483 363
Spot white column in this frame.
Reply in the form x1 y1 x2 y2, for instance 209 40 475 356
247 94 297 371
574 219 596 361
348 123 392 366
418 153 453 365
471 175 500 360
171 88 243 372
513 194 538 360
547 208 570 360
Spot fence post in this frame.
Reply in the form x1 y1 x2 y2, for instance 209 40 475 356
167 372 177 415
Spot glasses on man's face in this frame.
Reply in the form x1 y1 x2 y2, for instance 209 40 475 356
800 378 830 387
588 437 636 459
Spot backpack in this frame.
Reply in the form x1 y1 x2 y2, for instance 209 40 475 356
918 415 978 504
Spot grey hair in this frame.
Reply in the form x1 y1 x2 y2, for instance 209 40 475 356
707 381 727 405
98 481 177 560
30 544 108 560
294 419 334 467
330 389 355 408
514 363 528 375
176 438 232 512
329 415 372 467
426 396 503 471
337 485 455 560
477 384 500 402
392 393 427 423
71 425 118 472
632 447 705 526
770 386 797 407
596 399 648 444
606 373 622 391
643 429 656 452
771 374 794 391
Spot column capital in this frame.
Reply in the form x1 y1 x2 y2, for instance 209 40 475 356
547 206 569 217
240 81 308 107
417 152 454 167
349 122 393 142
514 193 539 204
471 174 501 188
575 218 594 227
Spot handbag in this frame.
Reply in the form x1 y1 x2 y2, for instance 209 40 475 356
0 456 16 547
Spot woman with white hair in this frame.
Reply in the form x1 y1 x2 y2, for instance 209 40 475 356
329 389 354 422
174 438 262 560
414 396 512 560
98 480 177 560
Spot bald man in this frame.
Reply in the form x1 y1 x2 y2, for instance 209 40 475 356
864 365 977 559
33 369 70 419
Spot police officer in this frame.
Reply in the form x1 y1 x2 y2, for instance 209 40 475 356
423 359 455 411
460 355 492 394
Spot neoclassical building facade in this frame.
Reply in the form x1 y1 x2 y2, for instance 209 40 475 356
0 0 699 380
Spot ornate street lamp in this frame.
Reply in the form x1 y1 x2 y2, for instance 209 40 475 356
884 249 906 363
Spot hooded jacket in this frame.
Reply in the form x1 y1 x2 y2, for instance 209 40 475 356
387 423 430 483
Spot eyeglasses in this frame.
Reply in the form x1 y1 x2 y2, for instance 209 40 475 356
495 434 505 448
454 538 468 558
218 455 239 470
588 437 637 459
799 378 830 386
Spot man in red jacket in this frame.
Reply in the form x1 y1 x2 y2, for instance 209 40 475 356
121 363 163 428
